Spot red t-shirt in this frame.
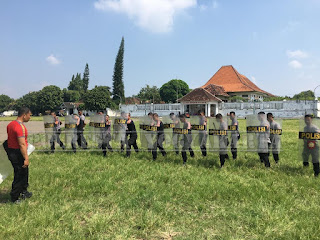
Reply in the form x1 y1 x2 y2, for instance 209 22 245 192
7 120 28 149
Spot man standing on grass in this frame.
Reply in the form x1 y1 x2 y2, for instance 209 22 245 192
4 107 32 204
126 113 139 157
77 110 88 149
257 112 271 168
152 113 167 160
179 114 194 165
301 114 320 177
215 114 229 167
50 111 65 153
267 113 281 164
229 111 239 160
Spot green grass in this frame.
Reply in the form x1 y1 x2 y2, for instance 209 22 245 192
1 119 320 239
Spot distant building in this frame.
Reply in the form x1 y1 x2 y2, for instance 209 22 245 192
60 102 82 115
179 65 274 116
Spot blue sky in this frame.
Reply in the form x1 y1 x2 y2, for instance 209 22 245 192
1 0 320 99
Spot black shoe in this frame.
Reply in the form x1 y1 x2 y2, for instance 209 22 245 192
21 191 32 199
62 145 66 150
303 162 309 167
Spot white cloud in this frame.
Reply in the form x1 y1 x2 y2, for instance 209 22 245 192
287 50 308 59
288 60 302 69
94 0 197 33
46 54 60 65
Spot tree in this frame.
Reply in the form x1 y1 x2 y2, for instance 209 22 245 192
84 86 116 111
160 79 190 103
62 88 81 102
112 37 125 104
15 91 41 114
293 90 315 100
136 85 162 103
82 63 90 92
37 85 63 113
68 73 83 91
0 94 14 112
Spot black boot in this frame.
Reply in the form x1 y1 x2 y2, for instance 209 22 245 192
313 163 320 177
231 148 237 160
303 162 309 167
220 154 226 168
273 153 279 164
264 154 271 168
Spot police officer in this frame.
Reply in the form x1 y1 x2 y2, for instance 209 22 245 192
267 113 280 163
198 111 207 157
179 114 194 165
229 111 239 160
215 114 229 167
169 112 180 155
50 111 65 153
146 112 155 151
302 114 320 177
126 113 139 157
152 113 167 160
77 110 88 149
257 112 270 167
102 115 113 157
71 113 80 153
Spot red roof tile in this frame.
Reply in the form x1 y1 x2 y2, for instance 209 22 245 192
202 65 273 96
203 84 229 97
178 88 222 103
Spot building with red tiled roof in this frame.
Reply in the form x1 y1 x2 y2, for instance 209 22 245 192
178 65 273 116
202 65 273 101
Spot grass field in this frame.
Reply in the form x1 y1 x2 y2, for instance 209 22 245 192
1 119 320 239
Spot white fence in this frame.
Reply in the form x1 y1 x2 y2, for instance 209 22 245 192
120 101 320 118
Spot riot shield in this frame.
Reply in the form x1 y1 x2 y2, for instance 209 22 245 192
227 116 240 150
208 117 228 154
162 115 175 149
269 118 282 154
65 115 77 149
0 144 13 185
299 117 320 164
139 116 157 150
246 114 270 153
95 114 106 148
169 114 181 154
89 114 96 143
113 113 127 144
43 115 55 148
190 115 208 151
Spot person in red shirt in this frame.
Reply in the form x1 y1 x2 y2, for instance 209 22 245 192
5 107 32 203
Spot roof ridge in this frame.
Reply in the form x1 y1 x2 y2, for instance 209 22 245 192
231 66 256 92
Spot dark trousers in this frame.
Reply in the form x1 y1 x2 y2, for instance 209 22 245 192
152 134 166 160
126 134 139 157
182 135 194 163
258 152 270 167
199 132 207 157
50 130 64 151
231 148 237 159
220 154 228 167
77 129 88 149
102 134 113 156
7 149 29 201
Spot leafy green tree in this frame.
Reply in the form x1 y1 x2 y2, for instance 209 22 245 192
84 86 116 111
82 63 90 92
293 90 315 100
62 88 81 102
0 94 14 112
15 91 41 114
37 85 63 113
68 73 83 91
112 37 125 104
136 85 162 103
160 79 190 103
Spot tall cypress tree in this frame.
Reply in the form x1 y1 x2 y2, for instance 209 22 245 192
83 63 89 92
112 37 125 103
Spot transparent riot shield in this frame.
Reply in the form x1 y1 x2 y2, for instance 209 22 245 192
269 118 282 155
246 114 270 153
299 117 320 164
169 114 181 154
95 114 106 148
162 115 175 149
89 114 96 143
43 115 55 148
65 115 77 149
190 115 208 151
208 117 228 154
113 113 127 144
0 144 13 185
139 115 157 150
227 116 240 151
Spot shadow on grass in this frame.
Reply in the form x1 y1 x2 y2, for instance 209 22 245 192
0 189 10 203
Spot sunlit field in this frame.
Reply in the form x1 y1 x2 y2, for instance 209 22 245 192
1 119 320 239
